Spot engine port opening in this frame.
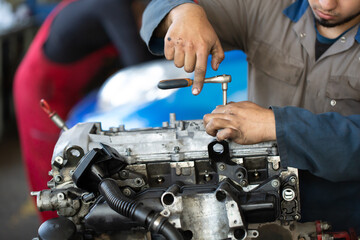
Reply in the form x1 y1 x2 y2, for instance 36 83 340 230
162 193 175 205
215 190 227 202
234 228 246 240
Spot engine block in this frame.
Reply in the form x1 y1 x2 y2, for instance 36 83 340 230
32 114 306 240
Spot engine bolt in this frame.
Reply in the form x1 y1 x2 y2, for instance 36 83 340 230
240 179 248 187
123 188 132 196
55 156 64 165
204 170 211 182
134 178 143 186
57 192 65 201
125 148 132 156
161 209 170 217
157 176 165 184
271 179 280 188
120 170 129 179
54 175 62 183
173 146 180 153
218 163 226 171
290 176 297 183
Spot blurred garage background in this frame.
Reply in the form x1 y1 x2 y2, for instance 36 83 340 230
0 0 59 238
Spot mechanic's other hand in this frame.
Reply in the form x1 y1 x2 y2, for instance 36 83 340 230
164 3 225 95
203 101 276 145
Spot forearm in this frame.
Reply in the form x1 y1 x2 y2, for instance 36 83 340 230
272 106 360 182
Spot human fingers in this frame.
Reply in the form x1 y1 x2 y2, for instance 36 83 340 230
184 44 196 72
211 104 236 114
174 46 185 68
203 114 234 136
192 47 208 95
216 127 240 142
210 40 225 71
164 35 175 60
211 105 226 114
203 112 228 126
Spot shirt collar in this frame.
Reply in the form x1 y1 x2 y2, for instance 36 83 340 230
283 0 309 22
283 0 360 43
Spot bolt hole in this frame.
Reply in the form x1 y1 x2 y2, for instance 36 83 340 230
163 193 175 205
213 143 224 154
234 228 246 240
162 210 170 217
215 190 227 202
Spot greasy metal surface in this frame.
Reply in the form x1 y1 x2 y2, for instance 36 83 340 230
165 193 232 240
34 115 305 239
52 117 278 165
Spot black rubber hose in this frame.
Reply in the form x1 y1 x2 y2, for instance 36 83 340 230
99 178 183 240
159 221 186 240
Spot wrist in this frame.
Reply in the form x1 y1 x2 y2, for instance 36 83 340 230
264 109 276 141
169 3 203 20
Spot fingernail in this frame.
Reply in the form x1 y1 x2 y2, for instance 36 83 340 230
216 62 220 70
192 88 199 95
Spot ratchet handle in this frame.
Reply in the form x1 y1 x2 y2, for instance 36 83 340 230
158 78 193 89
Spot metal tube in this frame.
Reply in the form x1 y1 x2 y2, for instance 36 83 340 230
222 82 228 105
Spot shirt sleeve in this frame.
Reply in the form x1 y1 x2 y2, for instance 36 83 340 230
272 106 360 182
140 0 194 55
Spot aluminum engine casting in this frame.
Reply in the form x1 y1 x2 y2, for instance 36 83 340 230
31 113 316 240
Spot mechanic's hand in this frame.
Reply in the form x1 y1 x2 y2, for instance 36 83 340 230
160 3 225 95
203 101 276 145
